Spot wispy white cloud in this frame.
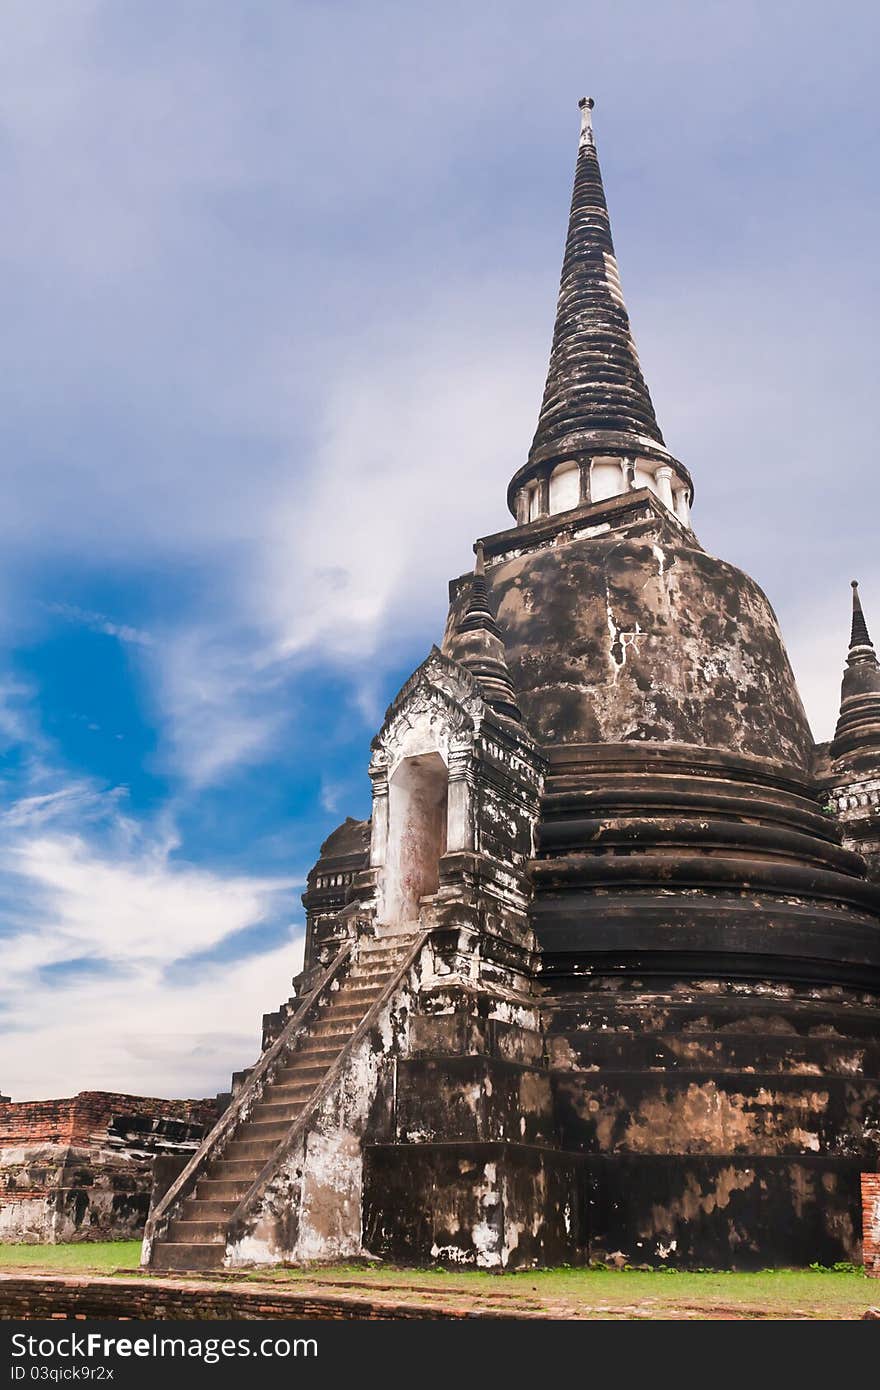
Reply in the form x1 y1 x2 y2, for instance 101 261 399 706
43 603 154 647
145 624 289 788
319 778 343 816
130 290 544 788
259 304 541 664
0 786 302 1099
0 781 125 833
0 676 42 752
1 934 302 1101
4 831 294 966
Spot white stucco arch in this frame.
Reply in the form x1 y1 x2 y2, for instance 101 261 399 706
383 752 448 926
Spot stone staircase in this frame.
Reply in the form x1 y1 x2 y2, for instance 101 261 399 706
150 934 414 1271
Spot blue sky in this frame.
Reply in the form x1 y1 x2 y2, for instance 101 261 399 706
1 1 878 1100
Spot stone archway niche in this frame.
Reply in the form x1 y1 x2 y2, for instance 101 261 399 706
383 752 448 926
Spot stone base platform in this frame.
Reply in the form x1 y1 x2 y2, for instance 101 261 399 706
0 1271 535 1321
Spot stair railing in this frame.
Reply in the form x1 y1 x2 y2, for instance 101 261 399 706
226 928 431 1248
142 940 355 1264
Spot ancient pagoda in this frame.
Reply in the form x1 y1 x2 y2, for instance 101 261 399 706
145 100 880 1273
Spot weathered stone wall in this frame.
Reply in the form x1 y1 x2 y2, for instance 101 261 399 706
363 1143 583 1269
0 1093 216 1147
815 740 880 885
300 817 371 982
830 772 880 884
0 1093 217 1244
544 978 880 1268
864 1173 880 1275
443 498 815 770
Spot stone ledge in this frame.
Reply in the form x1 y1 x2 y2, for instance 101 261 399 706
0 1271 533 1321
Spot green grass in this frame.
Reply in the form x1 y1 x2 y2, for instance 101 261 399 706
254 1261 876 1315
0 1241 142 1272
0 1244 875 1317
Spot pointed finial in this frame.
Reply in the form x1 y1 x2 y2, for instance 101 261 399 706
578 96 595 150
850 579 873 651
833 579 880 756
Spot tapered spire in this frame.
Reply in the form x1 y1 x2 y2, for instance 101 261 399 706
831 581 880 760
530 97 663 461
459 541 498 632
850 579 873 650
507 99 692 521
447 544 521 722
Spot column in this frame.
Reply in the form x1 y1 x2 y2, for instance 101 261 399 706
515 488 529 526
674 487 691 528
537 473 550 517
619 457 633 493
579 458 592 506
655 466 675 510
368 756 390 868
446 745 474 853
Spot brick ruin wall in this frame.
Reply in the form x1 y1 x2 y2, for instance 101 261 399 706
0 1092 219 1244
863 1173 880 1276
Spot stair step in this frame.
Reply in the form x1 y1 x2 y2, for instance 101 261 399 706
246 1114 300 1135
195 1179 251 1201
168 1219 226 1244
208 1158 269 1179
274 1062 328 1080
361 931 415 945
270 1067 322 1085
275 1060 337 1083
311 1042 347 1060
180 1198 238 1220
264 1082 315 1101
318 992 371 1010
151 1243 225 1272
305 1040 351 1058
355 939 411 950
221 1138 279 1160
309 1020 357 1038
251 1093 308 1114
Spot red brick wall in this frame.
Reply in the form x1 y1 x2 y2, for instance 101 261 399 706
862 1173 880 1276
0 1272 493 1320
0 1091 217 1148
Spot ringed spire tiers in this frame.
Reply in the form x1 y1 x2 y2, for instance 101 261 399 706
831 580 880 760
507 99 693 528
446 543 522 722
849 578 873 650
